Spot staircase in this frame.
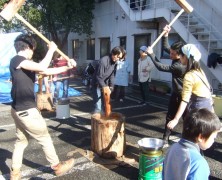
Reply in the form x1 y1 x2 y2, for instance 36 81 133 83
116 0 222 89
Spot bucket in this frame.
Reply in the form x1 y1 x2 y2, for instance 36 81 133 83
138 151 164 180
138 138 164 180
212 95 222 118
56 98 70 119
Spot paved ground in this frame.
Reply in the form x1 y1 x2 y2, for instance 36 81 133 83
0 78 222 179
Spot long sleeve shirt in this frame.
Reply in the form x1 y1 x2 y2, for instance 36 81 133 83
114 59 130 86
163 138 210 180
148 37 186 94
92 55 117 88
138 56 154 83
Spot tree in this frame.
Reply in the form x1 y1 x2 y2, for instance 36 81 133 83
0 0 95 51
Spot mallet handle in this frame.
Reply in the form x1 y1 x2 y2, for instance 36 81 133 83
150 9 185 49
15 13 70 61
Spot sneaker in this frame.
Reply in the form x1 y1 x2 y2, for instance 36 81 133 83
53 158 75 176
10 168 21 180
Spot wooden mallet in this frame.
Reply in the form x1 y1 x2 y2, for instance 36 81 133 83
0 0 74 65
150 0 193 48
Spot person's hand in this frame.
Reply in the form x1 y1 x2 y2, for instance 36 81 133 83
103 86 111 95
167 119 179 130
67 59 77 68
68 59 77 67
52 77 57 81
48 41 57 52
163 25 171 37
147 46 153 55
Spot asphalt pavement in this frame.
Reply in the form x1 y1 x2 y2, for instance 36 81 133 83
0 78 222 180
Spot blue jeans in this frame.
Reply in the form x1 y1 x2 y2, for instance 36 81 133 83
54 79 69 103
92 87 104 113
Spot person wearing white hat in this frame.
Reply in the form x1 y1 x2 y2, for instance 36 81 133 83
138 45 154 105
167 44 214 130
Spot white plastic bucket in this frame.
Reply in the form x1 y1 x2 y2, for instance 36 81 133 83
56 98 70 119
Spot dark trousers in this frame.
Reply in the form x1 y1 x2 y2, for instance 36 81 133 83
163 92 182 140
139 80 149 102
111 85 125 100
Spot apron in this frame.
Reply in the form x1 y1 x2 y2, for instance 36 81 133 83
187 94 213 113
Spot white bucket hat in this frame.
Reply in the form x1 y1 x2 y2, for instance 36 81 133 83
182 44 201 62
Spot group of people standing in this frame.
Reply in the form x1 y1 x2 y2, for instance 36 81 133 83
91 24 221 179
146 25 221 179
8 24 222 179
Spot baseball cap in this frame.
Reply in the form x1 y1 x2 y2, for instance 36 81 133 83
140 46 147 52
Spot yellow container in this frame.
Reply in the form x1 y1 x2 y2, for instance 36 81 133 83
212 95 222 118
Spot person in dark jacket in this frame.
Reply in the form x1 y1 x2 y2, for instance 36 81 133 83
146 25 186 145
91 46 123 114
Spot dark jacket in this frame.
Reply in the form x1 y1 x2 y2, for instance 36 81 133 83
149 37 186 94
92 55 117 88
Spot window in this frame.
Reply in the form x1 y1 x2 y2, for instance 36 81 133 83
72 39 80 61
100 38 110 58
87 38 95 60
119 36 126 50
161 34 184 58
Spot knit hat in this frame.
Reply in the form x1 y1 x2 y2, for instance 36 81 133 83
182 44 201 62
140 46 148 52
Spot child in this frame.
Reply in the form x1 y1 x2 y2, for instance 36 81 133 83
163 108 221 180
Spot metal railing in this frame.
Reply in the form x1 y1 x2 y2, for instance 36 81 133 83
124 0 222 55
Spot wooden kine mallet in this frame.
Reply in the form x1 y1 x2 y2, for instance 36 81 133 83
150 0 193 48
0 0 75 65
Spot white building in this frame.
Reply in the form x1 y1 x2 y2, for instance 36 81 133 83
68 0 222 92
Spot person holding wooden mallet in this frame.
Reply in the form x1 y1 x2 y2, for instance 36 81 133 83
10 34 76 179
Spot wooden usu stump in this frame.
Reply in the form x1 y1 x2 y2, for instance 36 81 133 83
36 92 53 111
91 112 126 158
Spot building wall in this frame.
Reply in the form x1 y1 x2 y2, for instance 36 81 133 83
68 0 222 84
68 0 174 83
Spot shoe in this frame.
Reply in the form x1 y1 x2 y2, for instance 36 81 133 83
53 158 75 176
120 99 123 102
10 168 21 180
